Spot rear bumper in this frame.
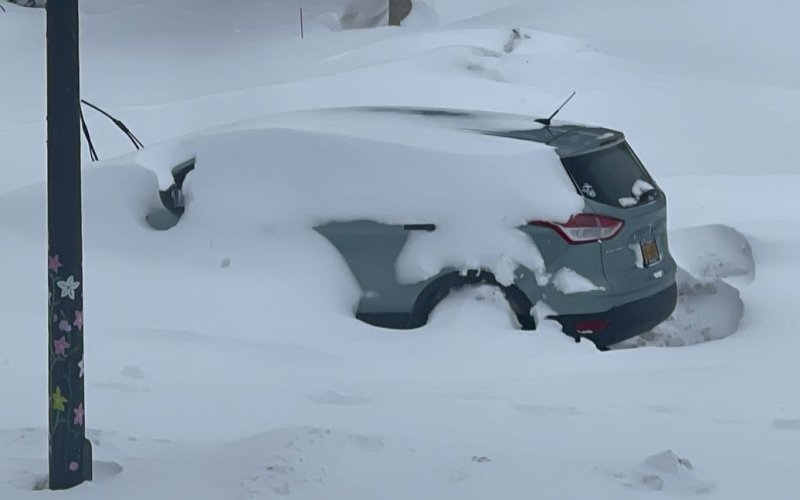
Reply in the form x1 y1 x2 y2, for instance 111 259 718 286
553 282 678 349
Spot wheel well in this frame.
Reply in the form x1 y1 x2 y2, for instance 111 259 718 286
408 270 536 329
146 158 196 231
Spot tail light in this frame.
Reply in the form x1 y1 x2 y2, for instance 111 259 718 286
575 319 611 334
529 214 624 244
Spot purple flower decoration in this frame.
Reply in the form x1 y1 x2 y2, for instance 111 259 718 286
73 403 84 426
53 337 70 356
58 320 72 333
69 462 79 472
48 254 63 273
74 310 83 330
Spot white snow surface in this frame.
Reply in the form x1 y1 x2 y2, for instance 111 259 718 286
3 0 800 499
113 110 581 284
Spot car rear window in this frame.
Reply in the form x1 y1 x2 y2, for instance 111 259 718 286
561 142 655 207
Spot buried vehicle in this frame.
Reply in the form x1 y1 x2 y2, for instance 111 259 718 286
150 107 677 349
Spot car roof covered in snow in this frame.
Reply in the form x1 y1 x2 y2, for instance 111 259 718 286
199 106 626 161
344 106 626 158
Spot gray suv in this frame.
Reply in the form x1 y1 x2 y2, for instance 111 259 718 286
153 107 677 350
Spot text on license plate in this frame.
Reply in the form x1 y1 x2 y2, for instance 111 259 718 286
641 240 660 267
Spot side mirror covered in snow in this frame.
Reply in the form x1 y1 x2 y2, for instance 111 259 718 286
146 158 196 231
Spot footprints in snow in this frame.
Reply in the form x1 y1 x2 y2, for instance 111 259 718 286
0 427 172 457
772 418 800 431
307 391 373 406
237 428 386 498
95 382 151 394
513 404 587 417
453 391 591 419
120 364 146 380
307 390 594 421
454 391 501 401
94 364 150 394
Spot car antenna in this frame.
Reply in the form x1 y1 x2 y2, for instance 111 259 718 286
535 91 577 127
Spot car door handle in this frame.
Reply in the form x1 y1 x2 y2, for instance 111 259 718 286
403 224 436 232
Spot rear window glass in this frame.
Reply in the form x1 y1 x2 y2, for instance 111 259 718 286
561 142 655 207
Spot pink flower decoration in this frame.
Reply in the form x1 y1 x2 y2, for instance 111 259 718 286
69 462 79 472
73 311 83 330
48 255 63 273
73 403 84 426
53 337 70 356
58 320 72 333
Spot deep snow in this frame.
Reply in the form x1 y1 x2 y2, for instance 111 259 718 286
2 0 800 499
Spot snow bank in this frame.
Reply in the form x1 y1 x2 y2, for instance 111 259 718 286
339 0 388 30
402 0 440 28
669 224 755 284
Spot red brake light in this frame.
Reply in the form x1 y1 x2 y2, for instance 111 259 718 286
575 319 611 334
529 214 624 244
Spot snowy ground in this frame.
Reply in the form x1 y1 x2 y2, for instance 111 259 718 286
2 0 800 498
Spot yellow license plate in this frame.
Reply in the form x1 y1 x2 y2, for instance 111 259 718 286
641 240 660 267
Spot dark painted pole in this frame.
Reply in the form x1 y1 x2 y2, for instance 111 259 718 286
46 0 92 490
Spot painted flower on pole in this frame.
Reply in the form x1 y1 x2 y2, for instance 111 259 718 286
53 337 70 356
49 254 63 273
51 387 68 412
48 250 90 484
56 276 80 300
73 403 84 426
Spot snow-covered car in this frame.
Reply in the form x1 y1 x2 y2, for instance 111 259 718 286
148 107 677 349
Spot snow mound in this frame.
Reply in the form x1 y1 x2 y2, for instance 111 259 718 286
617 224 752 348
431 0 522 24
630 269 744 348
339 0 388 30
604 450 715 494
120 115 581 285
670 224 756 284
428 285 520 329
402 0 440 28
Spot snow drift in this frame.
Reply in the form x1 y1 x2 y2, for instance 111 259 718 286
113 109 583 284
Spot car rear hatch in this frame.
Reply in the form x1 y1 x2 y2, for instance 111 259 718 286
560 141 672 294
